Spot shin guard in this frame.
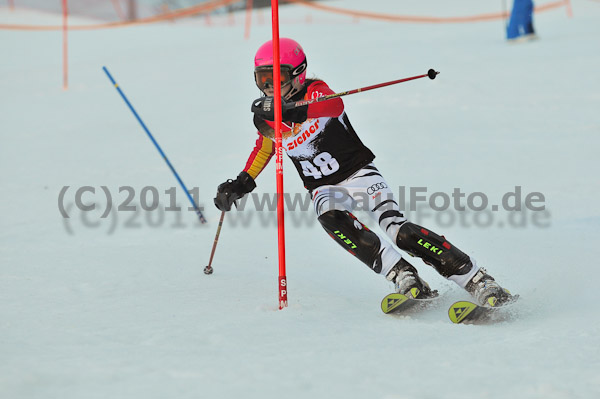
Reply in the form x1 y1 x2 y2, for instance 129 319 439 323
395 222 472 278
318 210 384 273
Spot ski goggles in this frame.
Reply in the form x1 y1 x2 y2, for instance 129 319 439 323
254 65 294 91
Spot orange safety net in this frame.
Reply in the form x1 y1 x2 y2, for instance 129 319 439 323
289 0 568 24
1 0 570 30
0 0 243 30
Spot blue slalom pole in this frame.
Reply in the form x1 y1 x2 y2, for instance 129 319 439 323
103 66 207 224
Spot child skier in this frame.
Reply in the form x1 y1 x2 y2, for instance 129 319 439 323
214 38 513 306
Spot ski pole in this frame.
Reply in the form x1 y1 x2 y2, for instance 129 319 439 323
103 66 207 224
292 69 439 108
203 210 225 275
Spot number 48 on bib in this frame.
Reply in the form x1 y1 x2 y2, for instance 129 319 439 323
299 152 340 179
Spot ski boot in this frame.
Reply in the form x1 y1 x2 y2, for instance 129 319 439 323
465 268 513 307
386 258 438 299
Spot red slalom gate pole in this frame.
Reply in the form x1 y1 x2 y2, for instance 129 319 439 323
292 69 439 108
110 0 127 21
270 0 287 310
565 0 573 18
244 0 253 39
62 0 68 90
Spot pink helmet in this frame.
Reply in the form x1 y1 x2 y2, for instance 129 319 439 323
254 38 307 99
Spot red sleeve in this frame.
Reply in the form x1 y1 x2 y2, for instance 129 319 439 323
305 81 344 119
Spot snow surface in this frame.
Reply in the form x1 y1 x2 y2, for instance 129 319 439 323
1 1 599 398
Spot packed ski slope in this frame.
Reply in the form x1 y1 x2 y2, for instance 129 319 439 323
1 1 599 398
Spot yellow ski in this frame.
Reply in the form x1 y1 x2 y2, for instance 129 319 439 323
448 301 480 323
381 291 438 314
381 293 411 314
448 296 519 324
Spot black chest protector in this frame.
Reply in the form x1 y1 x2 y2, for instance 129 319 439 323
253 80 375 190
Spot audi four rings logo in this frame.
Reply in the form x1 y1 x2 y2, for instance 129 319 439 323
367 182 388 195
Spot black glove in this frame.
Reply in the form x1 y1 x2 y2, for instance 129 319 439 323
251 96 308 123
214 171 256 212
